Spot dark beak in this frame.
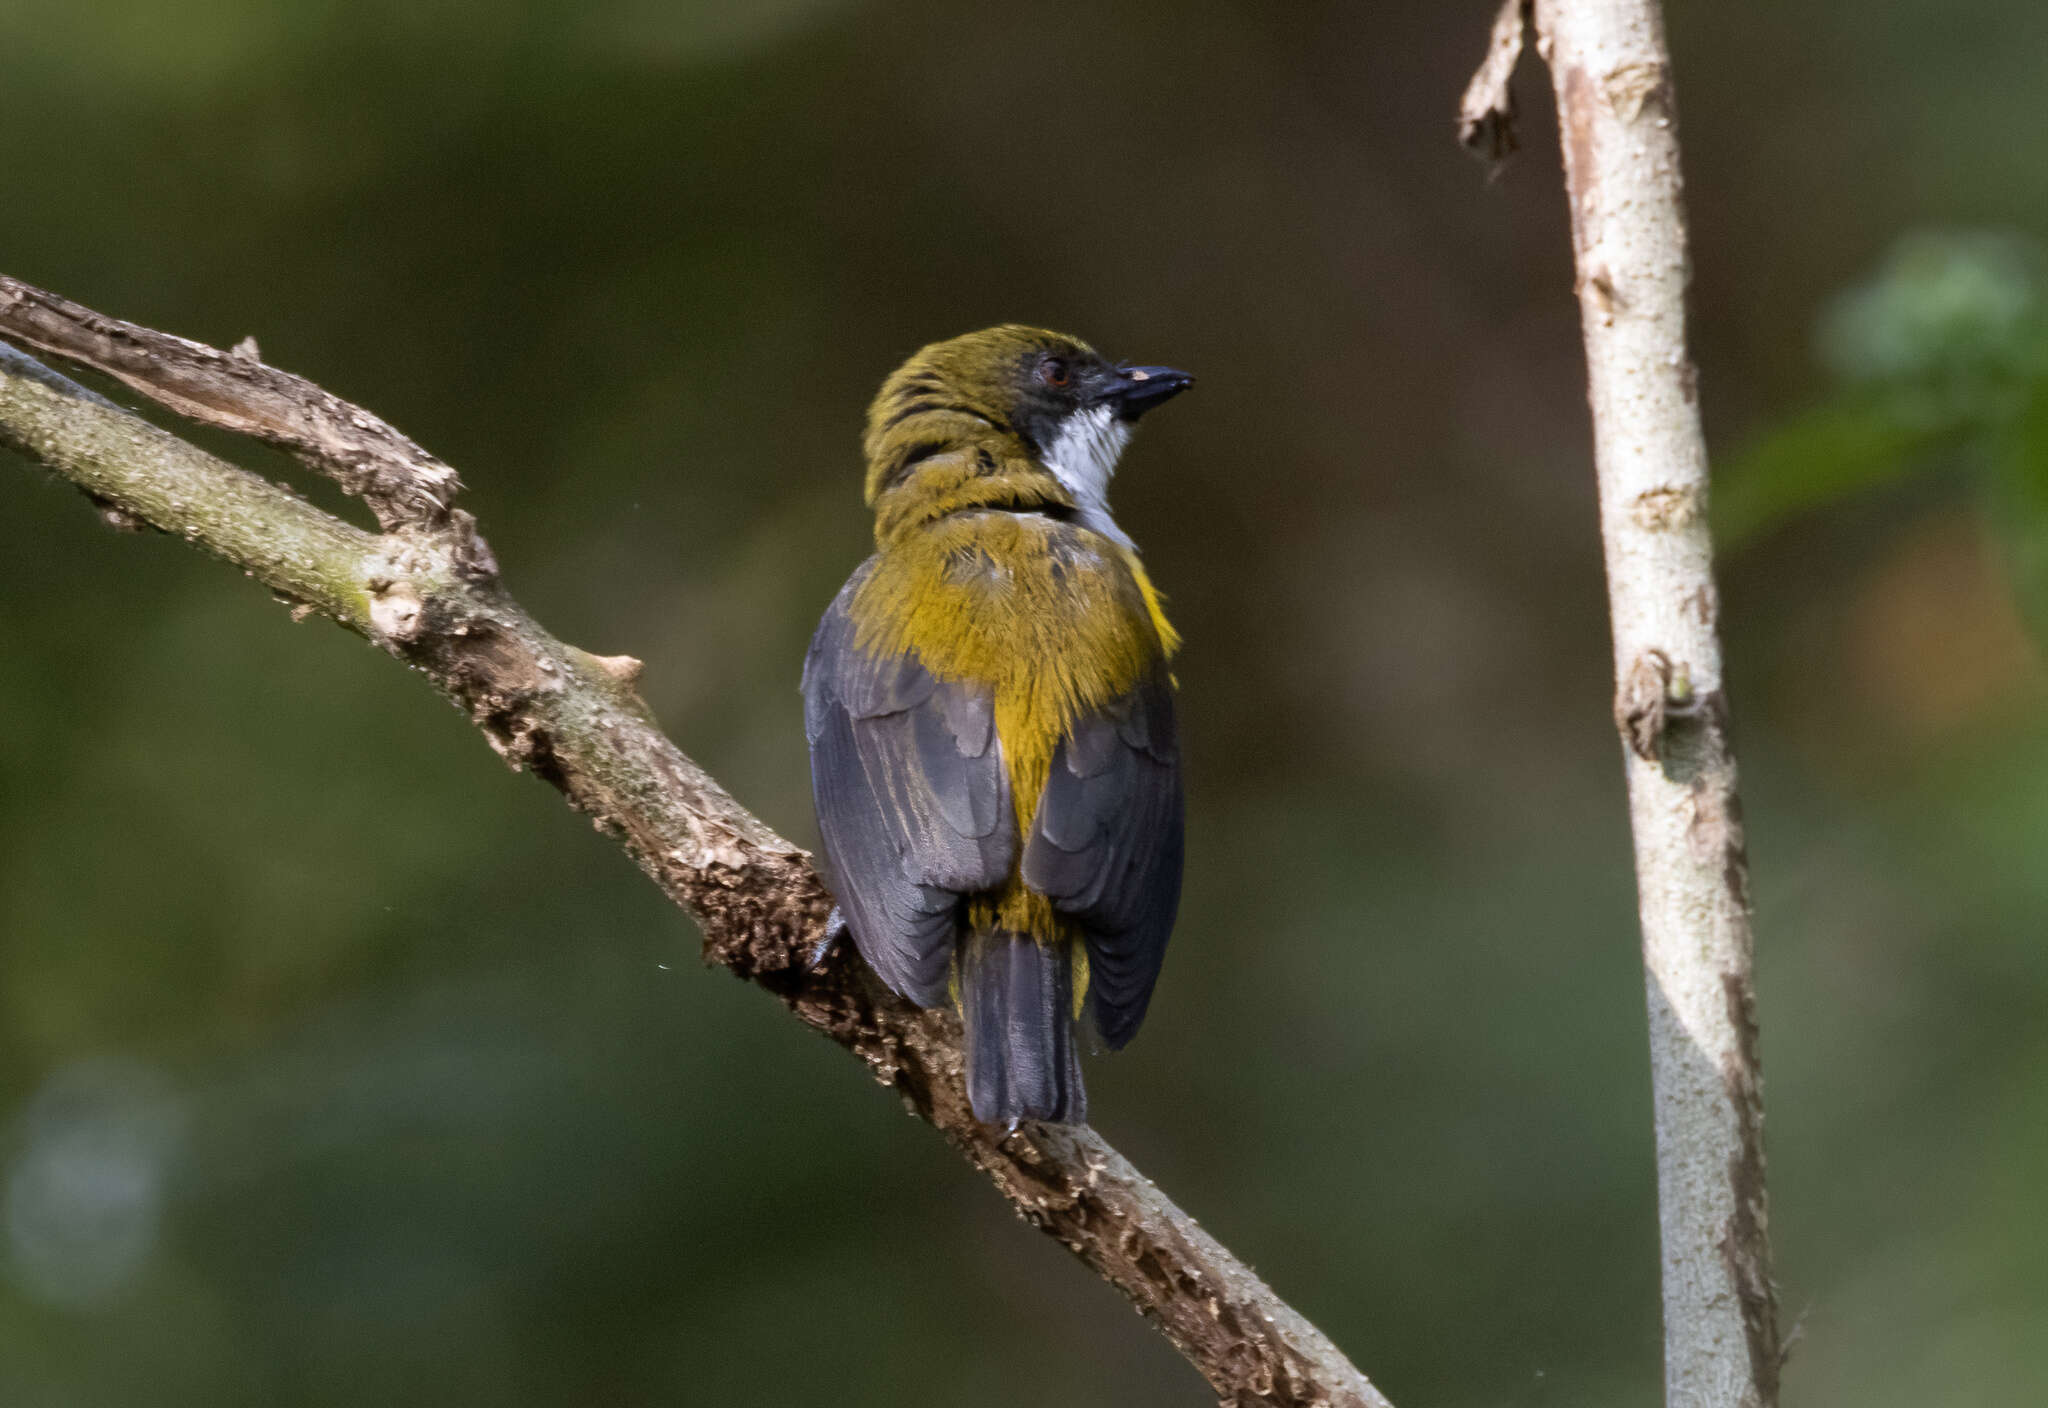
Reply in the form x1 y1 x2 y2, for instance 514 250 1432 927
1108 364 1194 421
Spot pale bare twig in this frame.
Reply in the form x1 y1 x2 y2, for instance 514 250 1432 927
0 274 467 535
1460 4 1781 1406
1457 0 1532 163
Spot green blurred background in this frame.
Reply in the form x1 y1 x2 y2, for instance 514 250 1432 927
5 2 2047 1404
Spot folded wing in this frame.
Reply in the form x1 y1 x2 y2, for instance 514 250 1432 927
802 570 1013 1005
1021 663 1183 1048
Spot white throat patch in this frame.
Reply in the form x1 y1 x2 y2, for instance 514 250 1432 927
1042 404 1134 548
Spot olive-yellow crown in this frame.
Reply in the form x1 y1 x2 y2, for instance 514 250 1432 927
861 325 1192 510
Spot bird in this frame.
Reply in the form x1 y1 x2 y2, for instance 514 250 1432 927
802 325 1192 1127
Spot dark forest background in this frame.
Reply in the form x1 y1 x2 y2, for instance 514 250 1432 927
6 2 2048 1404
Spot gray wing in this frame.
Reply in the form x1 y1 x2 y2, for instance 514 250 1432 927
802 567 1014 1006
1020 663 1183 1049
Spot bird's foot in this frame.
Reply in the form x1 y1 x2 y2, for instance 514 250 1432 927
807 907 849 971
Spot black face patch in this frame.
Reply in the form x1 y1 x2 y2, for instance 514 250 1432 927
1009 344 1122 459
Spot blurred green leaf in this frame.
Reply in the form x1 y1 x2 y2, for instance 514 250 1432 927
1715 401 1937 549
1981 375 2048 640
1819 231 2045 393
1721 230 2048 549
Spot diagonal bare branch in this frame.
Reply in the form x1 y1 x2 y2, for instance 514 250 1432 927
0 285 1392 1408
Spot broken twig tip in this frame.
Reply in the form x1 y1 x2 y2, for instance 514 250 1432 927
592 653 644 685
1458 0 1531 168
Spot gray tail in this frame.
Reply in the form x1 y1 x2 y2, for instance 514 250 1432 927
959 931 1086 1126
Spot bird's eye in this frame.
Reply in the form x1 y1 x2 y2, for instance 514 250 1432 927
1039 358 1070 388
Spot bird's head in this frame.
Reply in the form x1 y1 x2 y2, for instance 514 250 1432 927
862 325 1192 542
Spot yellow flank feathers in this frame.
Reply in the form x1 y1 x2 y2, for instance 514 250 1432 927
1118 546 1182 657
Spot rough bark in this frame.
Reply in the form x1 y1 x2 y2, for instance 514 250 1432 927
1461 4 1781 1407
0 280 1390 1408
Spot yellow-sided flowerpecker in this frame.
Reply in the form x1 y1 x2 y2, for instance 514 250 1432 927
803 325 1192 1126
